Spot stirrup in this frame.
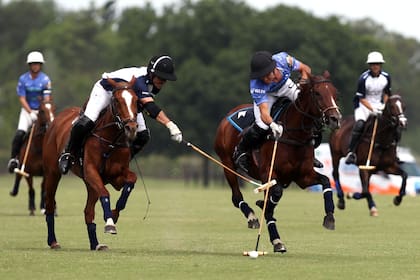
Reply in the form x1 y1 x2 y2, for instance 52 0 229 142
58 152 74 175
7 158 19 173
313 158 324 168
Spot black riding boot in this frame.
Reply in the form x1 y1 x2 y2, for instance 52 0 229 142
7 130 26 173
345 120 365 164
58 115 95 174
130 129 150 159
233 123 268 172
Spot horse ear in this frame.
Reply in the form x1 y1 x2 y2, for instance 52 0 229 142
129 76 136 86
323 70 331 79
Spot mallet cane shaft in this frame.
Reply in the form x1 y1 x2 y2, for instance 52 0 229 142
183 140 276 189
359 117 378 170
14 123 35 177
254 139 278 252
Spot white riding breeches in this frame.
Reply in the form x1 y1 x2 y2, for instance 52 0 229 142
17 108 37 132
83 80 147 133
254 78 300 130
354 102 383 122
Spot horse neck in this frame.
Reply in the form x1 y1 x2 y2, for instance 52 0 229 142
93 105 126 144
374 115 396 146
289 88 321 127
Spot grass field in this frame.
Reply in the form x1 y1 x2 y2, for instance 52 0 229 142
0 174 420 280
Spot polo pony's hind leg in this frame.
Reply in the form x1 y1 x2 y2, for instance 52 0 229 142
351 172 377 216
256 184 287 253
27 176 36 216
112 182 135 223
318 173 335 230
44 173 61 249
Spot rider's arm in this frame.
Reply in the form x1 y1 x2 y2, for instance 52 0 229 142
19 96 32 113
297 62 311 80
258 102 273 126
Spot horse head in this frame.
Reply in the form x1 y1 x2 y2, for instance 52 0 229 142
300 70 342 130
37 100 56 129
383 94 407 129
107 77 138 141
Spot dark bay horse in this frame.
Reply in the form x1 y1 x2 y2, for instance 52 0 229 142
42 78 138 250
329 94 408 216
214 71 342 252
10 100 56 215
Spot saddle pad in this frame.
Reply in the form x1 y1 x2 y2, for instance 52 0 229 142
226 107 254 132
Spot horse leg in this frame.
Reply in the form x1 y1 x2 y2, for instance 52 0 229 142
393 169 408 206
10 174 22 196
359 172 377 216
318 173 335 230
44 172 61 249
332 157 345 210
26 176 35 216
112 182 135 224
226 169 259 229
255 184 287 253
40 178 46 214
84 185 107 250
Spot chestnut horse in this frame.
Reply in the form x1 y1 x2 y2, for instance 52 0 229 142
10 100 55 215
329 94 408 216
42 78 138 250
214 71 341 252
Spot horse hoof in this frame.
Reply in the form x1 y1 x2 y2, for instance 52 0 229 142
393 196 402 206
337 198 345 210
9 191 18 197
273 239 287 253
370 207 378 217
95 244 109 251
346 193 353 199
104 225 117 234
40 208 46 215
29 211 35 216
50 242 61 249
322 213 335 230
248 219 260 229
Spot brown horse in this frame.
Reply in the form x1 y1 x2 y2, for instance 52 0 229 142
329 94 408 216
10 100 56 215
214 71 341 252
42 78 138 250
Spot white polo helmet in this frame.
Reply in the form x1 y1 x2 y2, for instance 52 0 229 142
27 51 45 64
366 51 385 64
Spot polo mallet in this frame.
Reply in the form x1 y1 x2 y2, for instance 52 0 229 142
359 117 378 170
244 139 278 257
183 140 277 190
14 124 35 177
134 157 151 220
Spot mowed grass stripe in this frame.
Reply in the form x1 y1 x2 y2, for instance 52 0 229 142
0 174 419 280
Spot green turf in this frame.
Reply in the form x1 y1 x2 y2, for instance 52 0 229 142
0 174 419 280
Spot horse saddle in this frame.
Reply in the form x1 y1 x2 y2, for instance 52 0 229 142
227 97 291 132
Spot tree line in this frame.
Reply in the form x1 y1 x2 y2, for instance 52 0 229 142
1 0 419 165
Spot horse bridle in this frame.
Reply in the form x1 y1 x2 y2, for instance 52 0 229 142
110 86 138 130
296 79 339 125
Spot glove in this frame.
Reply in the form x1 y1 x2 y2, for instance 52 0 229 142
166 121 183 143
269 122 283 140
372 107 382 117
29 111 38 122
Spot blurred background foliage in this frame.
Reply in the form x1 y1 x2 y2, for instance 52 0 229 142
1 0 419 175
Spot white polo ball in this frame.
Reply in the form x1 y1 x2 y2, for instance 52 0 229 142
248 251 259 259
